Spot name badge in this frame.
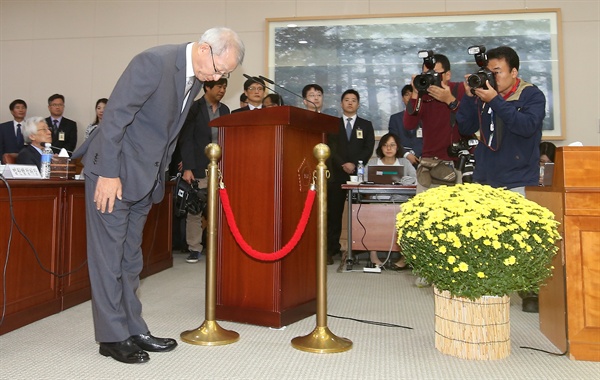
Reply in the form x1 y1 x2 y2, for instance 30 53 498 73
356 129 363 139
59 131 65 141
416 127 423 138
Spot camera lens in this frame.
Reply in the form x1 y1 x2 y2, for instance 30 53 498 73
467 73 486 89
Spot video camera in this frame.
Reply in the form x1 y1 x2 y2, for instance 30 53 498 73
448 138 479 183
174 175 207 217
413 50 443 95
466 45 497 94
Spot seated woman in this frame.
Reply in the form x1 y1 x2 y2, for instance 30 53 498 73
16 116 53 170
365 133 416 269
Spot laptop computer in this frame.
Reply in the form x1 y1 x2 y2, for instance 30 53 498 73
367 165 404 184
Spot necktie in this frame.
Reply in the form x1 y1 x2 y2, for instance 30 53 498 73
16 123 24 146
53 119 59 134
346 117 353 140
182 76 195 112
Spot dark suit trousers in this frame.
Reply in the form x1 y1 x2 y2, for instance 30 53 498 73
85 174 152 342
327 181 347 256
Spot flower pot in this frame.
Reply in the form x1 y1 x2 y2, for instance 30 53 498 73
434 287 510 360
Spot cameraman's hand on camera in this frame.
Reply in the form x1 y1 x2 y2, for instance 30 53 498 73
463 74 475 97
427 82 453 104
472 80 498 103
182 169 195 184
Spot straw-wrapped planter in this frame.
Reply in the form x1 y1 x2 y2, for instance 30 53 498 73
396 184 560 360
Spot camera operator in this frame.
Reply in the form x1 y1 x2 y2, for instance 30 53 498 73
178 78 230 263
457 46 546 196
404 52 467 288
404 52 467 195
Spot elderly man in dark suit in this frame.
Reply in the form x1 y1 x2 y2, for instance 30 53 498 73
73 27 245 364
0 99 27 163
326 89 375 265
46 94 78 154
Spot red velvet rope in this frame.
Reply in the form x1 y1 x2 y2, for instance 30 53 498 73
219 187 316 262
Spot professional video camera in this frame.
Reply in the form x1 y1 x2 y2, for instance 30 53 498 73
174 175 207 217
466 45 497 94
448 138 478 183
413 50 443 95
447 138 479 157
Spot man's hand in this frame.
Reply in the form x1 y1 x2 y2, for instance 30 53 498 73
406 153 419 165
182 169 195 184
463 74 475 97
342 162 356 174
94 176 122 214
427 82 454 104
472 80 499 103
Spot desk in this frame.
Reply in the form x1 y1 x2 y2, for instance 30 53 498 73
341 184 416 271
0 179 174 335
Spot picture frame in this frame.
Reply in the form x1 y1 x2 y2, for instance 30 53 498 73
267 9 564 140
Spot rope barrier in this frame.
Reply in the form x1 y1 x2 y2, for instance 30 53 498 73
219 186 316 262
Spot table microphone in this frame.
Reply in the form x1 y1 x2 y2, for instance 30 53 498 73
242 74 282 106
259 75 318 112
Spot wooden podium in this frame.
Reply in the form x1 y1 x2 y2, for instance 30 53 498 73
526 146 600 362
209 106 339 327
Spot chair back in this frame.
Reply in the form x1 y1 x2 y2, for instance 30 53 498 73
2 153 18 164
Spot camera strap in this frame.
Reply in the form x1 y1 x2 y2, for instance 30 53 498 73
407 96 422 115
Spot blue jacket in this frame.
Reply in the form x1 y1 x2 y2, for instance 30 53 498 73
457 80 545 189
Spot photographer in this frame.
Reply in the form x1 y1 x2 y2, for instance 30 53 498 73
457 46 546 195
403 52 466 194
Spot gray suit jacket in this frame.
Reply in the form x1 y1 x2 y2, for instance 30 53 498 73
74 43 200 203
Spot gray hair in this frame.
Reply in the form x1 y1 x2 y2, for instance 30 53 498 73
199 27 245 66
22 116 47 144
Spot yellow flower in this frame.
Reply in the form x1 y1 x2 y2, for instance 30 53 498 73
503 255 516 266
438 246 447 254
447 256 456 264
458 262 469 272
477 272 485 278
452 267 460 273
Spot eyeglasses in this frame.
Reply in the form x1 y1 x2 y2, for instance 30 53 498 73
383 144 398 149
246 86 264 92
37 128 51 132
208 44 230 79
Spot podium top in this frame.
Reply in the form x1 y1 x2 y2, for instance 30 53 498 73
209 105 339 133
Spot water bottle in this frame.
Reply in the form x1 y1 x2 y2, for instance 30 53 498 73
40 143 52 179
357 160 364 183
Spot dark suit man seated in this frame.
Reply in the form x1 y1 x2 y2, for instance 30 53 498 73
16 116 53 170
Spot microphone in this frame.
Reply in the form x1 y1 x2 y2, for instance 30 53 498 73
242 74 282 106
259 75 318 112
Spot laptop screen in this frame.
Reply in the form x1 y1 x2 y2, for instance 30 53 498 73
367 165 404 184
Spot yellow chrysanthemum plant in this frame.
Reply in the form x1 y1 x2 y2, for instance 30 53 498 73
396 183 561 300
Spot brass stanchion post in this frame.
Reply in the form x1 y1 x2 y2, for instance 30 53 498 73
291 143 352 353
181 143 239 346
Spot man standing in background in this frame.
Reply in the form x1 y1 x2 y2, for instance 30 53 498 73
73 27 245 364
179 78 230 263
46 94 77 154
0 99 27 162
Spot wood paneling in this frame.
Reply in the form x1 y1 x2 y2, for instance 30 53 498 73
527 146 600 362
0 180 174 335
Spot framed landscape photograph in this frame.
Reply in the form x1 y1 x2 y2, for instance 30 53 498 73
267 9 564 139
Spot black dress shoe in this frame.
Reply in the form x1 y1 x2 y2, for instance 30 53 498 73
130 332 178 352
99 338 149 364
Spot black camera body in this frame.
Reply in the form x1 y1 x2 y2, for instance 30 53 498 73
174 175 207 217
413 50 443 95
447 138 479 157
466 45 497 94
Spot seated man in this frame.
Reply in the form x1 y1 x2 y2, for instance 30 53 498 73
16 117 53 170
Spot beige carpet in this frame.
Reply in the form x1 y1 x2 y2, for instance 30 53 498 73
1 253 598 380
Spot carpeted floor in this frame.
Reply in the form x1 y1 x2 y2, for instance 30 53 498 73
1 252 598 380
